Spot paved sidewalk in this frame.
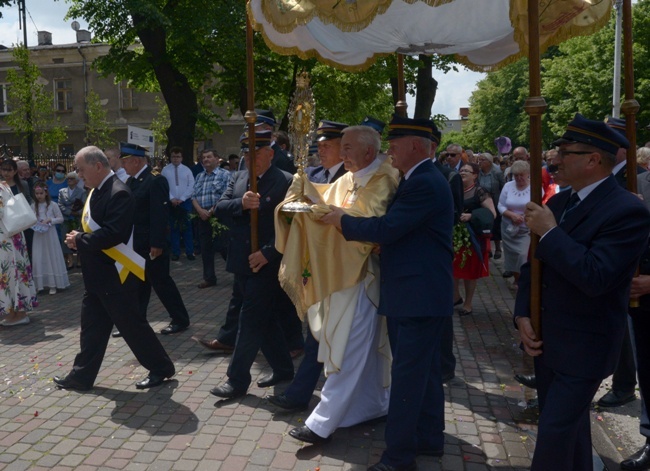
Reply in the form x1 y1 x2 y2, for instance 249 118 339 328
0 255 643 470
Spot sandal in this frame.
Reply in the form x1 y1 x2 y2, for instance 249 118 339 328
453 297 463 307
458 309 473 316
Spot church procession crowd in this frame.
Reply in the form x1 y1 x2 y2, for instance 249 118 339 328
2 109 650 471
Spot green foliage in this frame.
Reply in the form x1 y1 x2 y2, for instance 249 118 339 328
150 96 170 149
6 46 67 153
85 90 113 148
461 0 650 151
440 130 468 152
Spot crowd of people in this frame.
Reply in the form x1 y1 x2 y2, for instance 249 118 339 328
1 109 650 471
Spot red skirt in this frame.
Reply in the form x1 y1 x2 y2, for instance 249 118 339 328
453 235 490 280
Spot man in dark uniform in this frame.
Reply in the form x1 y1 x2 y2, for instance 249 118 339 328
255 109 297 174
307 120 348 184
515 114 650 470
114 142 190 336
54 146 175 391
208 130 296 399
430 127 464 384
597 116 647 408
323 115 455 471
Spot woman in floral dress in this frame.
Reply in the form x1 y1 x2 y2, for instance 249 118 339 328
0 169 38 326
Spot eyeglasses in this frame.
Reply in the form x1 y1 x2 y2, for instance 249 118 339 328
55 168 66 172
459 169 475 174
558 150 593 158
446 153 459 157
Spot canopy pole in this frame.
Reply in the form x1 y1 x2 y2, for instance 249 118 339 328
621 0 640 307
245 9 259 253
524 0 547 339
395 54 408 117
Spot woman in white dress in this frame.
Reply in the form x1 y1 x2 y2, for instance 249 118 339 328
31 182 70 294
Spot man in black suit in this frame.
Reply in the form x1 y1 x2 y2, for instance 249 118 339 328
307 120 348 184
115 143 190 336
209 130 295 399
55 146 174 391
515 114 650 470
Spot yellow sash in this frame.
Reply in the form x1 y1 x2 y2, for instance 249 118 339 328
81 189 146 283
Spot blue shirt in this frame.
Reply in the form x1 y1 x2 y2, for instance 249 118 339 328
192 167 231 209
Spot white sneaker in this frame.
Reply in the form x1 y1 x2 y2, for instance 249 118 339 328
49 288 56 295
2 316 30 326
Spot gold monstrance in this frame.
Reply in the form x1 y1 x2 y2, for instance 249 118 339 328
288 71 316 175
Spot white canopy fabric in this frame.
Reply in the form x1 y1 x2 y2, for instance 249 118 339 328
248 0 612 72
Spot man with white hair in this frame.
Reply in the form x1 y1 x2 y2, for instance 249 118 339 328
273 125 398 443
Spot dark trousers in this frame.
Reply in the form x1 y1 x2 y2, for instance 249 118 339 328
631 308 650 439
139 248 190 327
440 316 456 379
198 218 227 284
217 276 304 352
71 289 174 385
217 279 244 346
169 204 194 257
226 271 294 391
532 357 601 471
284 329 323 403
382 316 446 467
611 315 638 392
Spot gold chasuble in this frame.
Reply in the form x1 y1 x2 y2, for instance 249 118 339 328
275 158 398 378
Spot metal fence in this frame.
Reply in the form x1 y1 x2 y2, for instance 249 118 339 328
1 153 169 172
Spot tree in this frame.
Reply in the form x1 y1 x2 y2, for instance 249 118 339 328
6 45 67 154
463 0 650 152
85 90 114 148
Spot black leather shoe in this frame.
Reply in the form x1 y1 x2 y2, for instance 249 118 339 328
257 372 293 388
135 368 175 390
210 382 246 399
597 389 636 408
621 443 650 470
368 462 418 471
502 270 513 278
160 323 189 335
288 425 331 444
53 375 92 391
111 330 122 338
267 394 308 412
514 373 537 389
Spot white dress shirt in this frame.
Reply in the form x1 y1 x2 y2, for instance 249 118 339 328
162 163 195 202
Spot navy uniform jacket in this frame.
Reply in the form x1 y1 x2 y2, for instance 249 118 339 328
272 143 297 174
215 165 292 276
75 175 138 294
514 175 650 380
341 159 454 318
128 166 170 255
307 164 347 184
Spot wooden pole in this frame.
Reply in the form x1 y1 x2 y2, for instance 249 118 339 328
245 10 259 253
621 0 640 307
523 0 547 339
395 54 408 117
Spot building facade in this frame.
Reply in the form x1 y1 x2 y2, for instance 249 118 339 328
0 31 246 163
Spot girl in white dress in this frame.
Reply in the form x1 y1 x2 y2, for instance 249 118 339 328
31 182 70 294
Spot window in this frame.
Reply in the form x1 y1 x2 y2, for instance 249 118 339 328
120 81 137 110
0 84 10 115
59 144 75 155
55 79 72 111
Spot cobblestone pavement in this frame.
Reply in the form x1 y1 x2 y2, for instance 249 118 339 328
0 254 643 470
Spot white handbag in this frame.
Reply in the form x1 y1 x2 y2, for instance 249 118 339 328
0 190 38 237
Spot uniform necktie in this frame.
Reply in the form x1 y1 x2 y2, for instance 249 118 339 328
174 165 179 186
561 192 580 223
324 169 330 183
